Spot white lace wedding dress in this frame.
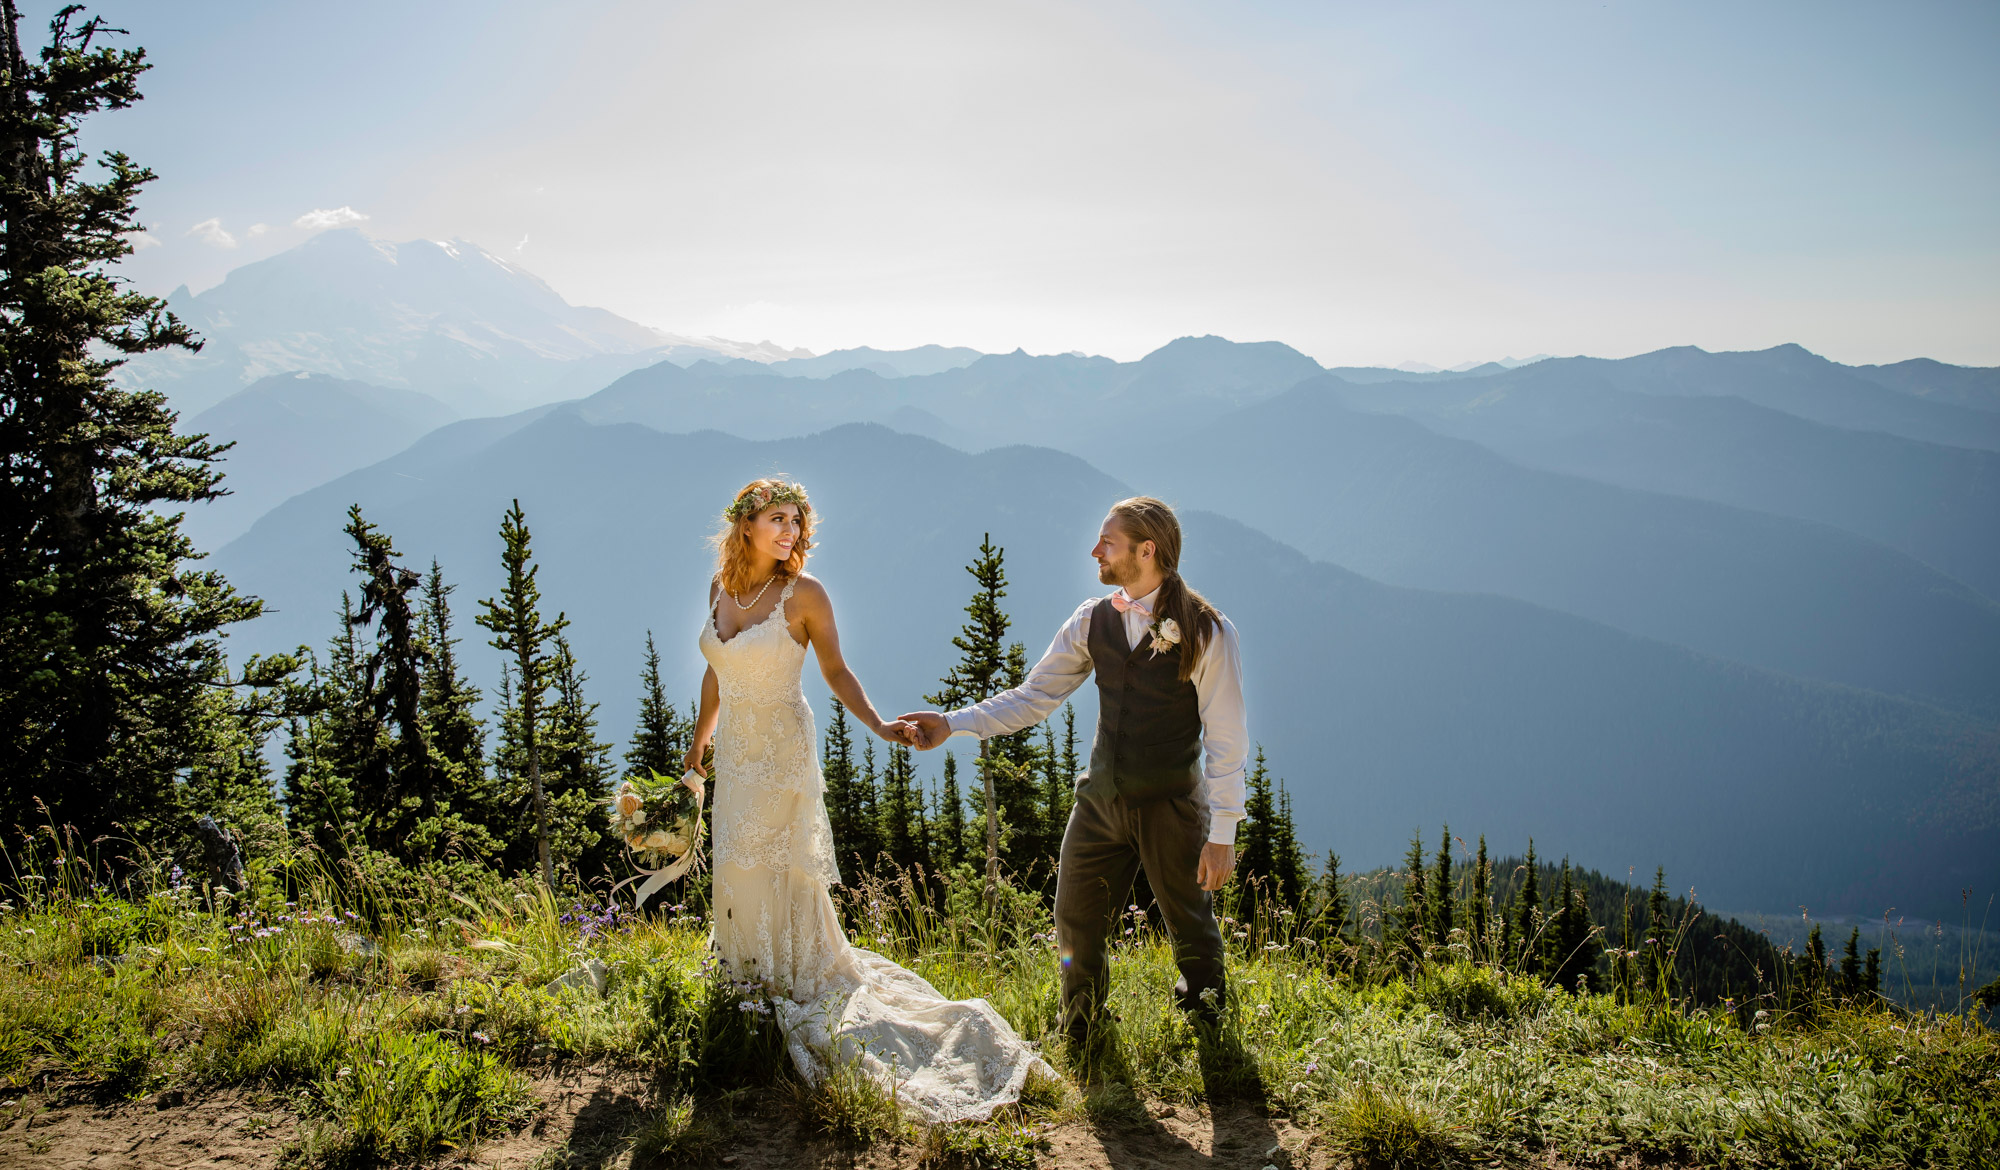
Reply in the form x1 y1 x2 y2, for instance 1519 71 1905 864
700 577 1054 1122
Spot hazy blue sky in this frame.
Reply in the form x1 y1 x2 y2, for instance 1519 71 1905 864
48 0 2000 366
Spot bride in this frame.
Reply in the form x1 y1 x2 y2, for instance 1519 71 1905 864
681 477 1053 1122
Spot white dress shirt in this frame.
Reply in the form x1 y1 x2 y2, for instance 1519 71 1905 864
944 586 1249 845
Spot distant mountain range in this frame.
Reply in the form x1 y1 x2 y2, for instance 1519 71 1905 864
1144 376 2000 718
211 417 1998 920
135 234 2000 919
1316 362 2000 600
185 373 459 549
122 229 808 416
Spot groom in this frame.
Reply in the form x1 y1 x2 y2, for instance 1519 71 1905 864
902 496 1247 1042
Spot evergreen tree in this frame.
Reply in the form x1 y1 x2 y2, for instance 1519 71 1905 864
342 507 438 852
1548 858 1599 988
928 534 1013 894
284 594 371 861
936 751 966 869
542 633 615 880
1271 782 1306 911
822 700 876 871
0 3 271 847
1056 702 1078 828
624 631 691 781
1514 839 1542 972
419 560 485 790
1430 825 1455 951
856 739 883 869
1393 831 1428 967
1863 946 1881 997
488 666 531 866
1236 747 1277 902
475 499 567 887
878 743 925 873
1840 927 1863 998
1644 866 1674 997
1468 835 1491 957
1039 721 1064 863
1800 922 1829 999
1314 849 1349 942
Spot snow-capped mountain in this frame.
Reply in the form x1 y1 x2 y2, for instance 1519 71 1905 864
122 229 806 416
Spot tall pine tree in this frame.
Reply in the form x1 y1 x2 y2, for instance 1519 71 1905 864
419 561 485 794
1514 839 1542 973
928 535 1013 895
1467 835 1491 958
1394 831 1428 968
343 507 438 853
1430 826 1455 951
1236 747 1277 903
878 742 925 873
0 3 273 848
936 750 966 870
475 500 566 887
823 700 882 871
542 633 615 881
624 631 691 781
1314 850 1349 943
1270 782 1306 911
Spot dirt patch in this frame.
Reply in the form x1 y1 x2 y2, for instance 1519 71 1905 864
0 1074 1328 1170
467 1068 1331 1170
0 1087 299 1169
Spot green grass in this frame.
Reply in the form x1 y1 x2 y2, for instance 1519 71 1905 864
0 862 1994 1169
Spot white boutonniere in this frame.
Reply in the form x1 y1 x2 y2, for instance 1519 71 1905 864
1149 616 1182 656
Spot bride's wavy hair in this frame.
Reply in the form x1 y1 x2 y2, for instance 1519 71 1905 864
711 477 815 596
1108 496 1219 682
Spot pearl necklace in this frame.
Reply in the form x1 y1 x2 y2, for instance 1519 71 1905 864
732 574 778 610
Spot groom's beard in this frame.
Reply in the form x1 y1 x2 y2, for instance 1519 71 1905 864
1096 553 1138 586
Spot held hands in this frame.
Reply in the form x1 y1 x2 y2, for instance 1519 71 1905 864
873 718 920 746
897 710 950 750
1196 842 1236 892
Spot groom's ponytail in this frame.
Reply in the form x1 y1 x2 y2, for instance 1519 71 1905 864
1108 496 1219 682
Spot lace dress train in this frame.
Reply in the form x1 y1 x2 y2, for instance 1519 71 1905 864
701 578 1054 1122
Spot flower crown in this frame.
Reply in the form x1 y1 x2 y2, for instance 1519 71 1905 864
725 481 810 522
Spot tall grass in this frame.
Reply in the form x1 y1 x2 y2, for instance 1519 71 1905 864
0 839 1993 1168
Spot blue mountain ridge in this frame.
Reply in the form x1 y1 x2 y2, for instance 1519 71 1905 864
212 414 2000 920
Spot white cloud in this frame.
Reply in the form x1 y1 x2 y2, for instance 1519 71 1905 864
514 233 529 253
247 223 270 237
293 206 370 231
126 229 162 250
184 218 236 248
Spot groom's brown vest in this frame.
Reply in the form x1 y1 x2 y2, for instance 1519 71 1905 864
1080 596 1203 803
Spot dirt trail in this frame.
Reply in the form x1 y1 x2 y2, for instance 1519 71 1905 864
0 1072 1333 1170
0 1088 298 1169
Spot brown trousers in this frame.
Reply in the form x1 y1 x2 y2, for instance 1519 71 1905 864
1054 789 1227 1036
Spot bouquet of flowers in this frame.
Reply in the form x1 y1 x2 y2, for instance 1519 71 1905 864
609 767 707 908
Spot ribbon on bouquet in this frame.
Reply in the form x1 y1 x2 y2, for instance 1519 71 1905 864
612 770 707 911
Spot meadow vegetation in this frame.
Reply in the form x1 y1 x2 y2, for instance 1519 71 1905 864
2 837 1994 1170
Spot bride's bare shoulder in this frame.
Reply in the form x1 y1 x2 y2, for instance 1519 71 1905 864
789 572 832 608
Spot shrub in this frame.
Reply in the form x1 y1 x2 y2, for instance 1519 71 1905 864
1323 1081 1466 1170
292 1032 529 1168
1414 960 1515 1022
790 1051 908 1148
628 1092 723 1166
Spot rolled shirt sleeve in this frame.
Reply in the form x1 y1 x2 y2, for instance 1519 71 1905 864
1192 615 1249 846
945 599 1096 739
947 597 1250 847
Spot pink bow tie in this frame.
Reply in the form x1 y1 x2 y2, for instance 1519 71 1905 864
1108 591 1151 619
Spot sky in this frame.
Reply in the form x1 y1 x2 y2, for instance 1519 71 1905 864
44 0 2000 367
